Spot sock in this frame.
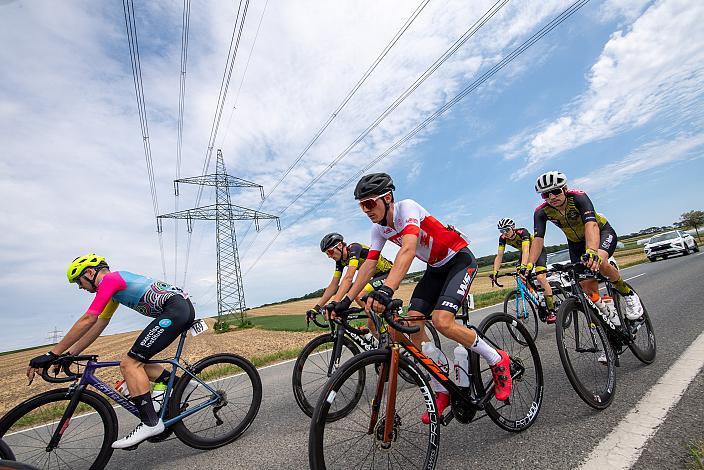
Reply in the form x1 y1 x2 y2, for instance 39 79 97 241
131 392 159 426
545 295 555 310
613 277 633 295
470 336 501 366
155 370 171 384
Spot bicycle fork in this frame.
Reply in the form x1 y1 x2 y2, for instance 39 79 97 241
367 346 400 448
47 384 85 451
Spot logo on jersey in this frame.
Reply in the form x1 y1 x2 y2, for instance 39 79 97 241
383 227 394 234
441 300 458 310
419 232 431 247
405 217 419 225
159 319 172 328
456 268 476 297
601 234 613 249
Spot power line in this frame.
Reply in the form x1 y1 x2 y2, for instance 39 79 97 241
174 0 192 284
243 0 592 276
240 0 507 258
122 0 168 280
236 0 433 250
181 0 251 288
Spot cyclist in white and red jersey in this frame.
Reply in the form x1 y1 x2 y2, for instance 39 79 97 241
330 173 512 421
27 255 195 449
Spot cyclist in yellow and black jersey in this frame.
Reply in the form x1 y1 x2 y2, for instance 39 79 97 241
529 171 643 321
491 218 556 323
307 233 393 320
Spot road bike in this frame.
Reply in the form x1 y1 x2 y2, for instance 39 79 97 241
493 271 569 342
0 320 262 469
308 300 543 469
293 308 441 420
551 262 656 409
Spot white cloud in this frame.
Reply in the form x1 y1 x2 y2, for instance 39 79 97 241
0 0 581 349
572 133 704 192
502 0 704 179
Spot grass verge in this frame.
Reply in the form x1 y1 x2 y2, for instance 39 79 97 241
688 439 704 469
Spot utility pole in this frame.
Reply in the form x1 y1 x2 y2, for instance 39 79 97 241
47 327 63 344
158 150 280 326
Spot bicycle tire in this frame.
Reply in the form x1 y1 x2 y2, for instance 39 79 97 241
472 313 544 432
0 389 116 470
615 292 656 364
292 333 363 420
309 349 439 470
0 438 15 461
555 298 616 410
170 353 262 450
503 290 538 344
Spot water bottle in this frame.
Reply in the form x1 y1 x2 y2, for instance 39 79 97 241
114 380 130 399
601 295 620 326
589 292 613 322
537 291 546 309
151 382 167 413
421 341 449 393
363 332 378 347
452 344 469 387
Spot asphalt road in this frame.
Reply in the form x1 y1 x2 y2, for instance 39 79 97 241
8 252 704 469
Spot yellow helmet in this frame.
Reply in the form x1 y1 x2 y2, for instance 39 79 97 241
67 254 108 283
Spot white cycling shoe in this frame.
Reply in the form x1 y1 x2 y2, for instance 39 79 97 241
112 419 165 449
623 292 644 320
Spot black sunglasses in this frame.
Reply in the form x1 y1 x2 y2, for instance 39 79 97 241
541 188 563 199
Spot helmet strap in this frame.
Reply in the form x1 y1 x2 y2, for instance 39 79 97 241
378 199 391 227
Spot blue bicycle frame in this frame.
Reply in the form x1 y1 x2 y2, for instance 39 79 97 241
512 276 540 321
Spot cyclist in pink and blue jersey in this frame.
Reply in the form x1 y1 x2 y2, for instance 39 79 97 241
27 254 195 449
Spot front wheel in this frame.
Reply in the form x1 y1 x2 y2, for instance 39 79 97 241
170 353 262 450
503 290 538 344
555 298 616 410
473 313 544 432
309 349 440 470
0 389 117 470
292 333 363 420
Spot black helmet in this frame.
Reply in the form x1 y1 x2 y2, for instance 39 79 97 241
320 233 344 252
354 173 395 200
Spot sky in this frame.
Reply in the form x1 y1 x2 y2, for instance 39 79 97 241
0 0 702 351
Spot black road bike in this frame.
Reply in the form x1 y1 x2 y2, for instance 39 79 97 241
293 309 441 419
551 262 656 409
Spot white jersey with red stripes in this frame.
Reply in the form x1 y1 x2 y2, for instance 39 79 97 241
367 199 468 267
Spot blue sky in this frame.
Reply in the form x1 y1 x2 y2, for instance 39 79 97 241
0 0 702 351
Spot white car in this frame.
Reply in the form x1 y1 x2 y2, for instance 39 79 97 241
545 249 619 288
644 230 699 261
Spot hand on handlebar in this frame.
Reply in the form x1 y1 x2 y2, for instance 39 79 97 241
365 286 394 313
332 296 352 315
581 248 602 272
27 351 59 384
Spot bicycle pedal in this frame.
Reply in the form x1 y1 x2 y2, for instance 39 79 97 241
502 398 511 405
440 410 454 426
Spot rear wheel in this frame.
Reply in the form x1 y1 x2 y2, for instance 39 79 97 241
613 291 656 364
309 350 439 470
170 354 262 449
503 290 538 344
292 333 363 420
555 298 616 410
0 389 116 470
473 313 544 431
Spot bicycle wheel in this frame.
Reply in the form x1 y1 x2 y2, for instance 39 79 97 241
0 438 15 461
503 290 538 344
471 313 544 432
293 333 363 420
613 291 656 364
555 298 616 409
0 389 116 470
170 353 262 449
309 349 439 470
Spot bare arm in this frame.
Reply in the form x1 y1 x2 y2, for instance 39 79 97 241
492 248 504 273
345 258 379 302
50 314 98 355
584 221 600 252
382 234 417 291
333 265 358 302
521 242 531 266
68 318 110 355
316 276 340 307
528 237 545 266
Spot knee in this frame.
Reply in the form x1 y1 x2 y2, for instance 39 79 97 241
120 356 141 373
431 313 454 333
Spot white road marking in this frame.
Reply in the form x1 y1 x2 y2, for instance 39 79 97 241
624 273 646 282
579 329 704 470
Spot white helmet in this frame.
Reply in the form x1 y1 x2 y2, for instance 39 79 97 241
497 218 515 230
535 171 567 193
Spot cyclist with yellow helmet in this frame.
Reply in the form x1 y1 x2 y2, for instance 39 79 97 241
27 255 195 449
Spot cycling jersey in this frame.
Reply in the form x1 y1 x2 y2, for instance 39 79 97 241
367 199 468 268
86 271 188 319
498 228 532 251
534 189 609 243
334 242 393 278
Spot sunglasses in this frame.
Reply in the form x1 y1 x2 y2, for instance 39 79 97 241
358 192 390 211
541 188 563 199
499 227 513 233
